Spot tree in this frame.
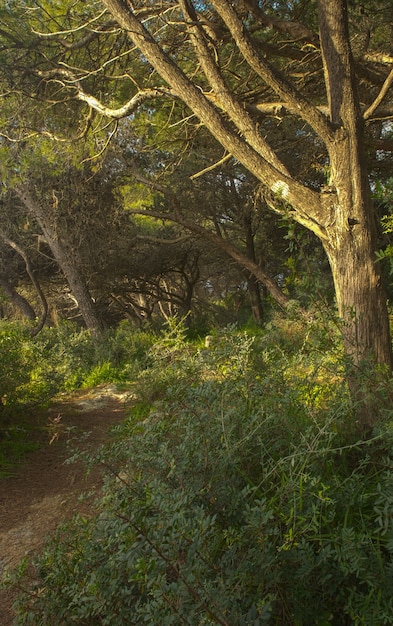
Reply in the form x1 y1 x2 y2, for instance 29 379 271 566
1 0 393 425
114 109 296 313
99 0 393 371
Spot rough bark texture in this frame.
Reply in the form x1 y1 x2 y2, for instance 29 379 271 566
318 0 392 371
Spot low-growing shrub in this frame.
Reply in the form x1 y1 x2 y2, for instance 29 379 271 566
7 323 393 625
0 320 155 472
0 321 32 408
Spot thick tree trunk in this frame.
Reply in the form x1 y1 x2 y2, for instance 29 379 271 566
324 227 392 432
323 133 392 429
316 0 393 428
323 230 392 370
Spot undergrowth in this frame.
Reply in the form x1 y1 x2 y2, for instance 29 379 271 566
3 316 393 624
0 319 155 472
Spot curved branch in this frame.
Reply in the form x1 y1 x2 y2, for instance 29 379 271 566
364 68 393 120
57 21 119 50
32 10 108 39
34 67 174 119
0 232 48 336
77 87 171 119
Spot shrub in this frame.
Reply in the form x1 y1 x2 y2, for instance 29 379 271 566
0 321 32 408
1 320 156 410
7 323 393 625
0 321 155 473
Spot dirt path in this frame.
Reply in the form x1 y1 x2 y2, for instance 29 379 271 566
0 384 130 625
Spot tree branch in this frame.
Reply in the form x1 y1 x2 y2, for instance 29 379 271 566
189 152 232 179
363 52 393 66
102 0 328 237
363 68 393 121
210 0 334 144
34 68 173 119
179 0 290 175
0 231 48 336
242 0 319 44
31 10 108 39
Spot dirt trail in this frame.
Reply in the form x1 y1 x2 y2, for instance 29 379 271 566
0 384 129 625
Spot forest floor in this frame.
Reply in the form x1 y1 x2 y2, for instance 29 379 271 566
0 384 129 625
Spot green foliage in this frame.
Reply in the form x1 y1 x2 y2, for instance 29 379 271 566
375 179 393 280
0 320 155 472
0 321 32 406
7 320 393 624
0 320 155 411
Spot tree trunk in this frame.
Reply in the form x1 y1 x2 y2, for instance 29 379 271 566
324 224 392 431
44 236 104 336
0 277 37 321
322 129 392 429
246 274 264 325
323 229 392 370
14 186 104 336
243 209 264 324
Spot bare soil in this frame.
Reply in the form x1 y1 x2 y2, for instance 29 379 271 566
0 384 130 625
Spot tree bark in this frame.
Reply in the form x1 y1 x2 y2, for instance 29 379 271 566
323 227 392 367
317 0 392 372
0 277 36 321
13 186 104 336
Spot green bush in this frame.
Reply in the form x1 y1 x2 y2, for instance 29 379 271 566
0 320 155 473
1 320 156 410
0 321 32 407
7 322 393 625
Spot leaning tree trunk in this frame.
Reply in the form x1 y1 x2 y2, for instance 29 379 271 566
14 186 104 336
